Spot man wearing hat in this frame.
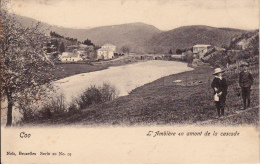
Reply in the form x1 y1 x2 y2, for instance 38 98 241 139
211 68 228 118
239 62 253 110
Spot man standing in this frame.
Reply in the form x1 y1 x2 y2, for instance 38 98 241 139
239 62 253 110
211 68 228 118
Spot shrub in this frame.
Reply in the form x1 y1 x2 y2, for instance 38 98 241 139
19 83 119 123
68 102 78 113
182 51 194 66
19 105 38 122
99 83 118 102
75 83 118 109
77 86 102 109
37 93 67 119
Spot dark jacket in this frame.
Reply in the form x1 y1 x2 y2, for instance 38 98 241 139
211 77 228 97
239 71 253 88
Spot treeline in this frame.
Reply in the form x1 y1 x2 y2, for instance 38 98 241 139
45 39 65 54
82 39 95 46
50 31 78 42
50 31 95 46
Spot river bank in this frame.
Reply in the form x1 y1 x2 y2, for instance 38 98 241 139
53 60 193 103
22 64 259 126
52 56 142 80
2 60 192 126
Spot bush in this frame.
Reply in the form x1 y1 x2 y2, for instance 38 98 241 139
19 106 38 123
182 51 194 66
39 93 67 117
19 83 119 123
99 83 118 102
77 86 102 109
75 83 118 109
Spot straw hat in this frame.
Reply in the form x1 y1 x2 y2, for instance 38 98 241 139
213 68 225 75
240 62 249 67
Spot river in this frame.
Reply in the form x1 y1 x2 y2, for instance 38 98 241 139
54 60 193 102
1 60 193 125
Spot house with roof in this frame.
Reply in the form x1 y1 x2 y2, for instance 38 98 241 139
65 44 95 60
193 44 213 58
61 50 83 62
235 39 249 50
97 44 116 60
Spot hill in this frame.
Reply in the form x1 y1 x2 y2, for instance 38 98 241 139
74 22 161 53
14 14 248 53
145 25 246 53
201 30 259 67
14 14 161 53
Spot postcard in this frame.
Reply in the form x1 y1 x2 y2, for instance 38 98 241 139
1 0 259 163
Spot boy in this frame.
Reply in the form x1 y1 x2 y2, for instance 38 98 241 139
211 68 228 118
239 62 253 110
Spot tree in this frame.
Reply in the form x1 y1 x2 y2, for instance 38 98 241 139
59 42 65 53
50 31 64 38
176 49 182 54
52 39 59 49
83 39 94 46
1 5 54 126
121 45 131 54
183 50 194 66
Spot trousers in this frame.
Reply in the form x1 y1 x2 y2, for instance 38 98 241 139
241 87 251 109
215 96 226 116
241 87 251 99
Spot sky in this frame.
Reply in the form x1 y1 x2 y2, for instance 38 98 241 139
7 0 259 30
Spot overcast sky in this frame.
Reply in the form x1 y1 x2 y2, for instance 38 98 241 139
8 0 259 30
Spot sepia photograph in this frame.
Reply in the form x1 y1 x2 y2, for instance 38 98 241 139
1 0 259 163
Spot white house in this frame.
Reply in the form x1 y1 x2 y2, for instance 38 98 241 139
193 44 213 58
101 44 116 51
61 50 83 62
97 44 116 60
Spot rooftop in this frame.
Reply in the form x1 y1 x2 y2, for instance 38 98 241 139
67 44 94 48
193 44 212 48
236 39 246 45
98 47 113 51
102 43 116 47
62 52 79 58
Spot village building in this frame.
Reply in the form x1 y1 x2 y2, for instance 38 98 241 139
235 39 247 50
61 44 95 61
97 44 116 60
101 44 116 51
170 54 182 59
193 44 213 58
61 50 83 62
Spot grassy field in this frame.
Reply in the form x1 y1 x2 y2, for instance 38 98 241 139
28 64 259 126
52 63 108 80
51 56 140 80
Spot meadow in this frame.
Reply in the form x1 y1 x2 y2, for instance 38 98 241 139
51 56 140 80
